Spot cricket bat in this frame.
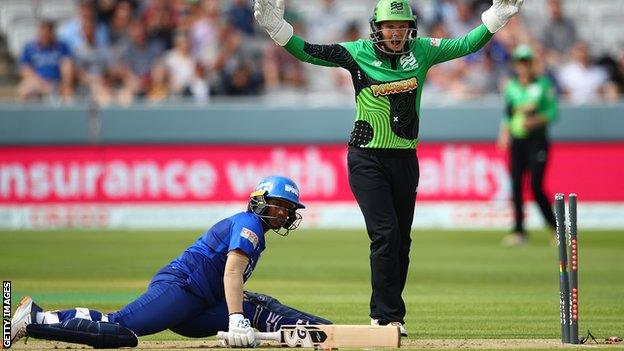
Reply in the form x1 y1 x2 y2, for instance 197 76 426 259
217 324 401 348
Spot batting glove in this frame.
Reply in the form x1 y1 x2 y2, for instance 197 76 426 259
253 0 293 46
227 313 257 348
481 0 525 33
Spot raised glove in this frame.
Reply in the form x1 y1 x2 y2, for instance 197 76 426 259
253 0 293 46
481 0 524 33
227 313 256 348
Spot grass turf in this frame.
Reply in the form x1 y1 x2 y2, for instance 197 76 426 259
1 229 623 347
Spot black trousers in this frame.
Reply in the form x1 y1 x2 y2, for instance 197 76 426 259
510 137 556 234
347 146 419 325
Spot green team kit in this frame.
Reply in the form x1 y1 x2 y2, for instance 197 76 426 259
282 8 493 149
504 76 558 139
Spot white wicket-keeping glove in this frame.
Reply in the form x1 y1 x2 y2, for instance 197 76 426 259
253 0 293 46
226 313 256 348
481 0 524 33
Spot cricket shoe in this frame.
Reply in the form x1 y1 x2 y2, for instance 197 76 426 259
501 233 527 247
10 296 43 344
371 318 408 337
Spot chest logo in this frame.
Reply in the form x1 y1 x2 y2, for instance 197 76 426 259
371 77 418 97
372 60 383 67
400 52 419 70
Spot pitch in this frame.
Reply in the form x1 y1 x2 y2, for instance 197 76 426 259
2 229 623 350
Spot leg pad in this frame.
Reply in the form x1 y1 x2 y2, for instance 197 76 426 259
26 318 138 348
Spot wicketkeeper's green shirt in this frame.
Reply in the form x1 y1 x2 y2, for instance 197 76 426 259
503 76 558 139
283 24 493 149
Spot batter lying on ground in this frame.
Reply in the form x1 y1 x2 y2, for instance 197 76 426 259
10 175 330 349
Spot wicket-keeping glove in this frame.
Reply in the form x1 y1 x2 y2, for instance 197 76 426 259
481 0 524 33
253 0 293 46
227 313 257 348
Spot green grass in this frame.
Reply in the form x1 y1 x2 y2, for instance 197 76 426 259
1 229 623 348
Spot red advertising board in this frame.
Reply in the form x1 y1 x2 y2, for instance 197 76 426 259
1 143 622 203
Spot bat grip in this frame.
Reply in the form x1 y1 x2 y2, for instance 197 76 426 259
216 331 281 342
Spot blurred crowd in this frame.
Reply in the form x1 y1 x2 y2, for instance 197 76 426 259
14 0 624 105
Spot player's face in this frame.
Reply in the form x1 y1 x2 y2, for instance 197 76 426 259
266 198 296 229
379 21 410 52
514 59 533 78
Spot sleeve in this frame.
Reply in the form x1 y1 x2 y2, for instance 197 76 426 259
229 219 263 258
283 35 359 70
60 42 71 57
20 44 32 66
540 78 558 123
424 24 494 66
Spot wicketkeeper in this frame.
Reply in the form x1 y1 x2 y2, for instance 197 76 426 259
10 175 330 349
255 0 524 335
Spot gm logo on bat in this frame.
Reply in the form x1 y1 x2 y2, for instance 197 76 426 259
281 326 328 347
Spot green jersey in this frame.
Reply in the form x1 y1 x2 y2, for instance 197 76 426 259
503 76 558 139
283 24 493 149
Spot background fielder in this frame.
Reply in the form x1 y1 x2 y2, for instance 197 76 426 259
498 45 558 246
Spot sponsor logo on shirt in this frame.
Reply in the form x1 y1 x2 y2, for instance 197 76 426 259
400 52 419 70
430 38 441 47
241 227 259 249
373 60 383 67
371 77 418 97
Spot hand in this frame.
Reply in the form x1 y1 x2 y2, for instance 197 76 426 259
516 103 536 114
497 133 510 151
481 0 524 33
522 116 543 131
253 0 293 46
227 313 256 348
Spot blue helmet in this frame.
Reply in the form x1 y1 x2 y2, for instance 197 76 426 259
248 176 304 236
253 175 305 209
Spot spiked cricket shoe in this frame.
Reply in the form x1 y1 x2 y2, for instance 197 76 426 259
371 318 408 337
10 296 42 344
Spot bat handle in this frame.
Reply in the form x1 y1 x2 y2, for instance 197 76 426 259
216 331 281 341
255 331 281 341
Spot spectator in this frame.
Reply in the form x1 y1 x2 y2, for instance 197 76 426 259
162 30 208 103
142 0 179 50
187 0 241 72
462 51 505 96
106 0 135 48
301 0 350 96
304 0 344 44
557 42 608 104
220 57 263 96
147 59 168 103
94 0 119 25
57 0 108 53
226 0 256 36
119 21 166 97
18 21 73 103
541 0 577 56
262 6 307 92
595 54 624 102
444 0 479 38
74 18 112 105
